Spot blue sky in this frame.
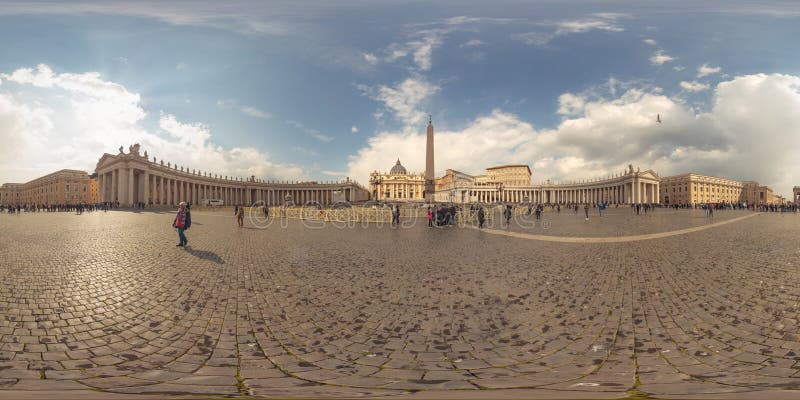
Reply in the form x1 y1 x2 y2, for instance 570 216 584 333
0 1 799 195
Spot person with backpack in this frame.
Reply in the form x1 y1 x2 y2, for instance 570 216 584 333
237 205 245 227
173 201 191 247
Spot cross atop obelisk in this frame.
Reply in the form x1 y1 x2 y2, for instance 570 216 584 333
424 115 435 203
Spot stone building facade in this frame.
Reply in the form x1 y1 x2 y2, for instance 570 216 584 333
96 144 369 207
659 174 743 205
659 173 778 205
0 169 91 206
88 174 99 204
477 165 532 186
369 159 425 202
742 181 774 206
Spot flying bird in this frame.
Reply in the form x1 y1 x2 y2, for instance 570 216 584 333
656 114 662 123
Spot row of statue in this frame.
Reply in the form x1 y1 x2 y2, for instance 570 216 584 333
117 144 352 185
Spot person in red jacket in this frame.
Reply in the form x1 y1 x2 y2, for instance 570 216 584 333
173 201 191 247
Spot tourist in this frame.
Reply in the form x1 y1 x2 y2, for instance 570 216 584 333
504 205 512 226
237 205 245 227
173 201 190 247
477 206 485 229
427 206 433 227
584 203 589 221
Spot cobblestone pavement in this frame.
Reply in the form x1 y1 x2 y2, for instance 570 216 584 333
499 208 753 237
1 210 799 399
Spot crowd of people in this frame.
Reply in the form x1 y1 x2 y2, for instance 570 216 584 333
0 202 122 214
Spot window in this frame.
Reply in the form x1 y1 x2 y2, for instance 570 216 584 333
66 184 69 193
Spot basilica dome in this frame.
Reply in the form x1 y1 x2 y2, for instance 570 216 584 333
390 159 407 175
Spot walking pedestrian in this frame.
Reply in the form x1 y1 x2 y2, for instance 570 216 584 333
584 203 589 221
504 205 512 227
477 206 485 229
427 206 433 227
237 205 244 227
173 201 190 247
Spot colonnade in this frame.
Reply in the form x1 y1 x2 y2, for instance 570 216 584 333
468 180 660 204
98 168 356 206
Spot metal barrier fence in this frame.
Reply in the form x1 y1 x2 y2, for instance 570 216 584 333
257 205 502 223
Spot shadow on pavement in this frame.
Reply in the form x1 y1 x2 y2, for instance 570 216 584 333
183 247 225 264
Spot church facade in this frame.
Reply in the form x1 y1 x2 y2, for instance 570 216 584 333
368 159 425 202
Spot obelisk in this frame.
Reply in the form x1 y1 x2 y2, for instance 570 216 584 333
424 115 435 203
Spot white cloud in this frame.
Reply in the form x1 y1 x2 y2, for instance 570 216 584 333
557 93 587 115
642 38 657 45
460 39 485 48
292 146 318 156
679 80 710 92
514 14 626 47
673 65 686 71
0 1 292 37
555 19 624 34
240 106 270 119
649 50 675 65
368 29 444 71
175 62 188 70
362 76 440 126
216 99 270 119
511 32 555 46
408 31 442 71
321 170 346 177
348 73 800 196
362 52 378 65
0 64 302 183
372 16 510 71
216 99 235 109
697 63 722 78
351 125 359 133
442 16 516 26
286 120 334 142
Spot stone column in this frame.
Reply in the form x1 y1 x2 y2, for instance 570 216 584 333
656 182 660 204
127 168 134 206
143 172 149 206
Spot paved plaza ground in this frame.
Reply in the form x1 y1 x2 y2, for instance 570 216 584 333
1 208 800 399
